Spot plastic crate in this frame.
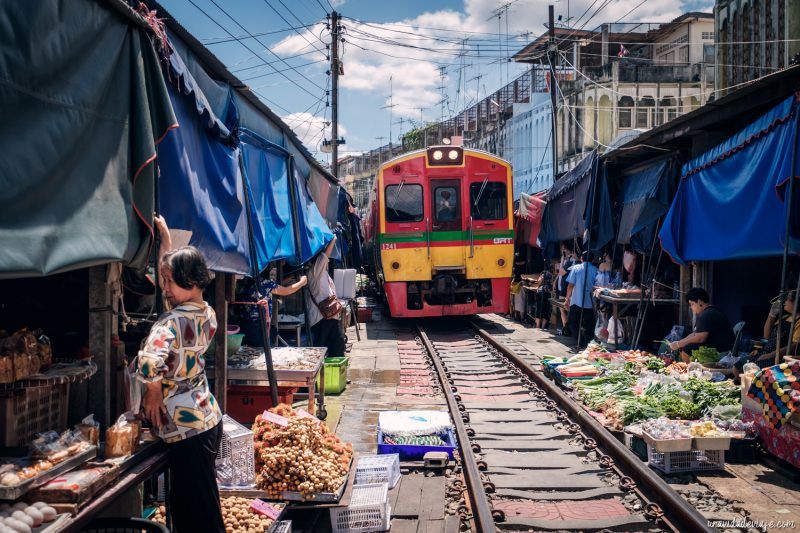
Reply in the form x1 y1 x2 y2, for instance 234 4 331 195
226 385 298 425
377 429 456 460
272 520 292 533
647 447 725 474
0 382 69 446
329 483 390 533
216 415 255 488
316 357 349 395
355 454 401 488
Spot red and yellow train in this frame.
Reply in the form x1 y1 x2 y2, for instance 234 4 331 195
364 145 514 318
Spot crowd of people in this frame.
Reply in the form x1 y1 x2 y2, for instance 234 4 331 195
512 244 800 374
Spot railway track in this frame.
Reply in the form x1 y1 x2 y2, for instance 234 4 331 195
415 319 714 533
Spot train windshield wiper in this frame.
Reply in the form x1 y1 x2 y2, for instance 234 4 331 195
473 177 489 210
392 179 405 217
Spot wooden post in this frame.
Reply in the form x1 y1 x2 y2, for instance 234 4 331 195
213 273 229 413
88 265 112 428
679 264 691 327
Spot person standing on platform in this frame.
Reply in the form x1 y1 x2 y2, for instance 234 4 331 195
305 237 346 358
565 252 599 348
137 216 224 533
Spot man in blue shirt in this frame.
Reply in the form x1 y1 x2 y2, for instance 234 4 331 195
566 252 599 348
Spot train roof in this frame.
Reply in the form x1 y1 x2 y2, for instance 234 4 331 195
377 146 511 169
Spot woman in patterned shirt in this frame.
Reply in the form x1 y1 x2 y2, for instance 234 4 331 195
138 216 224 532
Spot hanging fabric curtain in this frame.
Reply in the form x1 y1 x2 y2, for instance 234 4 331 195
239 129 333 271
660 95 800 264
0 1 176 278
539 151 600 257
516 192 546 247
157 77 250 274
616 156 678 253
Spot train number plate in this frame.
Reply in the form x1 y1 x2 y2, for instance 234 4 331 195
493 238 513 244
381 243 397 250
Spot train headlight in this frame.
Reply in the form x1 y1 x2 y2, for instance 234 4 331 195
448 150 459 160
391 261 400 270
432 150 443 161
497 258 506 267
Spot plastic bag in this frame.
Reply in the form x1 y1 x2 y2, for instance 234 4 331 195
76 414 100 446
608 317 625 345
658 325 685 355
106 414 135 459
594 314 608 341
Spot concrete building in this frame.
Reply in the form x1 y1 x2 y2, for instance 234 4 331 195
715 0 800 93
501 93 554 197
513 13 715 173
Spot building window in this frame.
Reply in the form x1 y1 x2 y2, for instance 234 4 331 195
618 96 634 129
702 31 714 40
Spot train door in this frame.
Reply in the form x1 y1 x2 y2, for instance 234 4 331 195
429 179 465 271
465 176 513 279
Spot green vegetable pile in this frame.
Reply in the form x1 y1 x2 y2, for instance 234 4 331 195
644 357 666 373
683 377 739 413
691 346 720 364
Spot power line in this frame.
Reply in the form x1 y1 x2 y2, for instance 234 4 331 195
196 0 327 96
259 0 327 55
240 59 328 82
200 23 316 45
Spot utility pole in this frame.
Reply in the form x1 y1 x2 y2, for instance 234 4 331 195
548 5 559 178
381 76 397 150
330 10 341 180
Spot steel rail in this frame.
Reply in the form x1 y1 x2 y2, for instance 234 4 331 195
416 324 496 533
469 320 715 533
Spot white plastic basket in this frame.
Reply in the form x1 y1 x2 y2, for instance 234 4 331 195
647 446 725 474
272 520 292 533
330 483 390 533
356 454 401 488
216 414 255 488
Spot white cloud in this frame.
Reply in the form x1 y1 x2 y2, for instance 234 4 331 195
273 0 711 126
282 112 349 153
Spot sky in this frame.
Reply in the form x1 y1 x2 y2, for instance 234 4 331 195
158 0 713 164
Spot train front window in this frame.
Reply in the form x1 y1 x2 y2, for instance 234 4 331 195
470 182 507 220
433 186 460 226
385 184 423 222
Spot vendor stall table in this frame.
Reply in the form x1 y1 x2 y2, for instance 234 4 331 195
56 443 169 533
276 319 303 347
595 291 678 343
228 347 327 417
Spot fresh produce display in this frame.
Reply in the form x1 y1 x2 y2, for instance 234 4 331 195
383 434 447 446
691 346 720 364
252 404 352 498
571 350 743 431
232 346 322 371
152 498 280 532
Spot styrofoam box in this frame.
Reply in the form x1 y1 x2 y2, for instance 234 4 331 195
330 483 390 533
334 269 357 299
356 454 401 488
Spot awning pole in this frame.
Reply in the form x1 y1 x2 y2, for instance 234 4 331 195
775 109 800 365
241 162 280 407
286 157 315 348
576 154 598 349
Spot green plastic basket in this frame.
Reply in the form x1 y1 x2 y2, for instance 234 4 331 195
316 357 349 394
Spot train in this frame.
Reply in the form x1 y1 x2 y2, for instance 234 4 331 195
363 144 514 318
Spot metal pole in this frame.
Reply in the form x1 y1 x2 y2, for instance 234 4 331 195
775 110 800 364
548 5 559 178
331 10 341 181
241 165 280 407
576 155 598 349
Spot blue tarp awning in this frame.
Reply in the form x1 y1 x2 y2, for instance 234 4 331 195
540 151 611 256
158 79 251 275
617 156 678 252
240 129 333 271
659 95 800 264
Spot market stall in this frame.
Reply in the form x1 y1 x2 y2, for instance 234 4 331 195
543 343 755 472
227 347 327 420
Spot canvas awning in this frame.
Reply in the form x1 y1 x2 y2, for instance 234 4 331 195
616 156 678 252
660 95 800 264
515 192 546 247
0 1 176 278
